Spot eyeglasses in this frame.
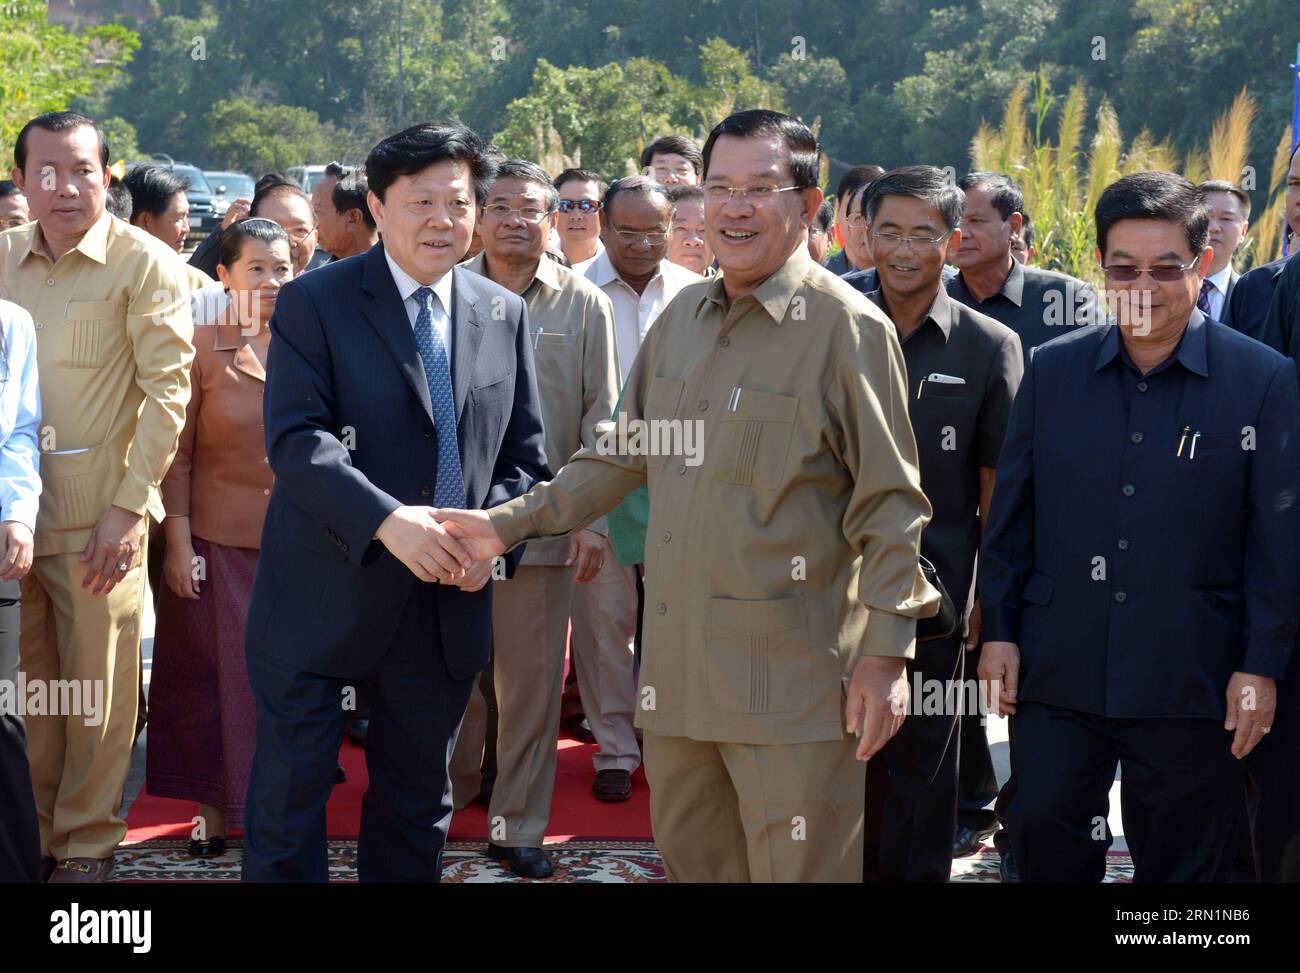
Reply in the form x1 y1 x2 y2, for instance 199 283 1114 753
703 184 804 204
653 165 696 180
557 198 601 214
1101 256 1202 283
611 227 669 247
483 203 551 223
845 213 870 229
872 229 952 250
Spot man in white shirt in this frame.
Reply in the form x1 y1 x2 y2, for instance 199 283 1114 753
554 168 607 276
1198 180 1249 322
574 176 701 801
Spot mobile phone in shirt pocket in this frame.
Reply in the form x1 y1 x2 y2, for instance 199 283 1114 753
62 299 122 369
711 388 798 489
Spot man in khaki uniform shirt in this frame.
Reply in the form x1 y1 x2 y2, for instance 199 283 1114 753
433 111 939 882
0 113 193 882
448 161 620 877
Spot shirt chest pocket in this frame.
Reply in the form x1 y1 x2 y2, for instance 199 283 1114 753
643 376 685 472
710 389 799 490
61 300 124 369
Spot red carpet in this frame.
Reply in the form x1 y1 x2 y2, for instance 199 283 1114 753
124 729 652 844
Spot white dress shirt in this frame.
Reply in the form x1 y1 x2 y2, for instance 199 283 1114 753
570 238 605 279
385 249 455 361
585 250 702 382
0 299 41 532
1203 264 1233 322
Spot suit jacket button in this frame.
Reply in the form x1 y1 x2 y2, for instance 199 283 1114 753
420 487 432 497
1121 484 1135 497
424 427 434 438
1114 591 1127 604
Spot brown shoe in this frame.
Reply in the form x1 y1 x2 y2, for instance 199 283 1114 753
592 769 632 802
48 856 115 884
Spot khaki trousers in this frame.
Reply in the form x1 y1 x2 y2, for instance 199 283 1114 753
450 565 573 846
643 731 866 882
20 547 146 860
569 543 641 773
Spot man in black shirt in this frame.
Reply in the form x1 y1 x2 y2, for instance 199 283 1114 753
860 166 1023 882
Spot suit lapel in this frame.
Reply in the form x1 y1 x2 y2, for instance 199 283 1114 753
360 243 434 422
450 266 485 424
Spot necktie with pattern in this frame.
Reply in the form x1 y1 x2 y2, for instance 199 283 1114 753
412 286 465 509
1196 278 1214 317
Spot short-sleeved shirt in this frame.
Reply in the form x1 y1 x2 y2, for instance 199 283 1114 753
868 286 1022 614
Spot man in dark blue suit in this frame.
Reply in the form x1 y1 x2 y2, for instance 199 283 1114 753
979 171 1300 883
241 122 550 882
1223 143 1299 349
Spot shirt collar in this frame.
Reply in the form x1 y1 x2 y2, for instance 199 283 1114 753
867 284 955 343
1204 265 1232 294
1093 308 1210 378
464 250 564 293
699 244 814 325
385 248 453 314
588 249 665 294
22 209 113 266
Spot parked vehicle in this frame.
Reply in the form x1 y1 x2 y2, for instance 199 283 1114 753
204 170 257 205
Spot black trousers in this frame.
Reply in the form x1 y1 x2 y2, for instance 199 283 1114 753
1243 648 1300 882
242 584 475 882
863 636 963 882
1007 701 1243 883
0 579 40 882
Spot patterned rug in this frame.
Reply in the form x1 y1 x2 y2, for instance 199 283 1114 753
112 838 1134 882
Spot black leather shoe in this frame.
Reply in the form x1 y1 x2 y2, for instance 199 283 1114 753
334 762 347 784
561 714 596 744
40 856 57 883
487 843 553 879
345 718 369 746
592 768 632 802
953 824 997 858
994 830 1019 883
188 836 227 858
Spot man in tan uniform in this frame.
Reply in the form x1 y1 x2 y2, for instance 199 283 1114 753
450 160 620 878
0 112 193 883
432 110 939 882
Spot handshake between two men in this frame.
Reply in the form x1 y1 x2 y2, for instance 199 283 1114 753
373 505 605 590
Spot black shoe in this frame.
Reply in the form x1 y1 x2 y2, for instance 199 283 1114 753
561 713 596 744
334 762 347 784
188 836 227 859
994 830 1019 883
486 842 553 879
592 768 632 802
952 824 997 858
345 718 369 746
40 855 56 883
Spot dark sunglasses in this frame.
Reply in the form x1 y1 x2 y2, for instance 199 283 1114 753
557 199 601 214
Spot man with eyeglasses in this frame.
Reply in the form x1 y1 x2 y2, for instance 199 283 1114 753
640 135 703 187
553 168 607 275
452 160 619 878
859 166 1022 883
824 165 884 276
431 110 940 882
569 175 701 805
978 171 1300 882
947 170 1097 881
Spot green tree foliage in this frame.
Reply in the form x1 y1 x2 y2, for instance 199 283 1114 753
205 96 348 174
0 0 138 168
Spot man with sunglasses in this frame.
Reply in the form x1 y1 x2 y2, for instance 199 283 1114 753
570 176 701 805
553 168 607 275
978 171 1300 882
